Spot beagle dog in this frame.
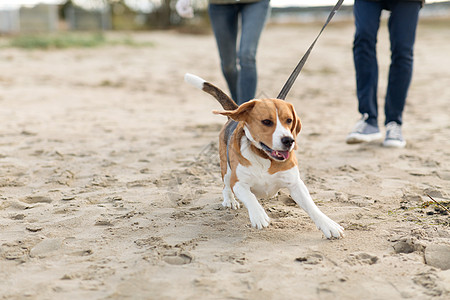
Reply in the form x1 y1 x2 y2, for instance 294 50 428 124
185 73 344 239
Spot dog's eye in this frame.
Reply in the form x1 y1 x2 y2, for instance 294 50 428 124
261 119 273 126
286 118 293 124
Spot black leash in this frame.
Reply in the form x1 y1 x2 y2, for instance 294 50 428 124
277 0 344 100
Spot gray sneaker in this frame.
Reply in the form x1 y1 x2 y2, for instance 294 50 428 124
383 121 406 148
346 114 382 144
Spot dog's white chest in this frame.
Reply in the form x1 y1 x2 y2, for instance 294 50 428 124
251 175 281 199
236 138 293 199
237 165 279 198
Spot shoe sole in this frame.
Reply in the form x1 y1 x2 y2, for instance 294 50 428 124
346 132 382 144
383 139 406 148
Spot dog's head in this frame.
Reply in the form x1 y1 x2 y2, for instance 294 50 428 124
214 98 302 161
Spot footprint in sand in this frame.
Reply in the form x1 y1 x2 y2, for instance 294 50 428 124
162 252 193 265
345 252 378 266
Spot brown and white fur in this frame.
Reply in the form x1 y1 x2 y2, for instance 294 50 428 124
185 73 344 239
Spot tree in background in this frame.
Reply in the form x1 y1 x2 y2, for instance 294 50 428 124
60 0 209 30
147 0 208 29
148 0 172 28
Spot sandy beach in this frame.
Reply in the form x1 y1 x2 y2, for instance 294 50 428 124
0 17 449 299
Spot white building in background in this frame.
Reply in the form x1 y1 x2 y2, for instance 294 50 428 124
0 8 20 33
0 5 59 34
0 0 110 33
0 1 62 33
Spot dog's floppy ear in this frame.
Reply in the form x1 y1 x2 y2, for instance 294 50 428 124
213 100 257 122
292 115 302 138
287 103 301 150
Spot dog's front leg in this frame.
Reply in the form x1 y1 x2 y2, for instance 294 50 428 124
233 182 270 229
288 177 344 239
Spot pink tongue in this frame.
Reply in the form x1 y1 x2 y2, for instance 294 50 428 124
272 150 289 160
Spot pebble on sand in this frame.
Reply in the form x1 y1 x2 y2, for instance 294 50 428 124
424 244 450 270
29 239 63 258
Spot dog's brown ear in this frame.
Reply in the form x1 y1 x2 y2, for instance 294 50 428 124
293 118 302 150
213 100 257 122
293 117 302 137
287 103 301 150
288 102 302 137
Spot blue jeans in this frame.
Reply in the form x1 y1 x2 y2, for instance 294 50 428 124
353 0 421 126
209 0 270 105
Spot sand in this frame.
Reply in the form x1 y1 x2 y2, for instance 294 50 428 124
0 18 449 300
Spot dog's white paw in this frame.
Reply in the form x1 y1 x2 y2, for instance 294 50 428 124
248 207 270 229
222 190 240 210
222 198 240 210
315 215 345 239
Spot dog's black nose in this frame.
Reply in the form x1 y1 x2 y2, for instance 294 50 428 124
281 136 294 148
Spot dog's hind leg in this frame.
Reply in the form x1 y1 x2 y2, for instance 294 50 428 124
222 165 240 209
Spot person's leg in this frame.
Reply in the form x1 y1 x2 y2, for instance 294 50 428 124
353 0 383 127
208 4 239 102
237 0 270 104
384 1 421 125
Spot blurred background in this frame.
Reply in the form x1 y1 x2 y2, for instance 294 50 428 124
1 0 449 34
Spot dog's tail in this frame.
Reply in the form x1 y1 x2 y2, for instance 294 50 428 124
184 73 238 111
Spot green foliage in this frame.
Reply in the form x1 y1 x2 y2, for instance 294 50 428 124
9 33 106 49
7 33 154 49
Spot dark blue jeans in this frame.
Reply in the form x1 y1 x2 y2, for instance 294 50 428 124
209 0 270 105
353 0 421 126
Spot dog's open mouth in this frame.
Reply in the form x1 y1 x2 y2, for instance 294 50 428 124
260 143 290 161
